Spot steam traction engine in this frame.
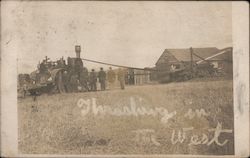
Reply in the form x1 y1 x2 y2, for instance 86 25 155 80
19 46 85 96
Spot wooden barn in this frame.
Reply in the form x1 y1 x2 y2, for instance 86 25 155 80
155 47 233 76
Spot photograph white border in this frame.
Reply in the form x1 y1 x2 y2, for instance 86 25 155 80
1 1 249 157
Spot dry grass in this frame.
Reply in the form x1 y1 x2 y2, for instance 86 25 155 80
18 80 234 155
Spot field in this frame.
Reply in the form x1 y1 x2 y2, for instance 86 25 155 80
18 80 234 155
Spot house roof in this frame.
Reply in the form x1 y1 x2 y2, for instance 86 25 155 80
156 47 232 65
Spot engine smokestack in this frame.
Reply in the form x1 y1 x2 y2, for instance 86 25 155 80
75 45 81 58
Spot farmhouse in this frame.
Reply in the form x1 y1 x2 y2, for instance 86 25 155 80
155 47 233 75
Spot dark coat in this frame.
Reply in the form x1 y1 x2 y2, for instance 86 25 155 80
98 70 106 83
89 71 97 83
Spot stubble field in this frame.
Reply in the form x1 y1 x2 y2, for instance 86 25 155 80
18 80 234 155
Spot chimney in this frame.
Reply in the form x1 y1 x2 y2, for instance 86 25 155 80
75 45 81 58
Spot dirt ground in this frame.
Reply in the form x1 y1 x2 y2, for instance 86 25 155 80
18 80 234 155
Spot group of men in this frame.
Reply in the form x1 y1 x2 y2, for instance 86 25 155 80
70 67 126 92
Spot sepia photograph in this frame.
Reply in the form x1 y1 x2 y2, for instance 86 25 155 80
1 1 249 157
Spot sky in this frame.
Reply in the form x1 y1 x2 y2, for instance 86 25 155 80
2 1 232 73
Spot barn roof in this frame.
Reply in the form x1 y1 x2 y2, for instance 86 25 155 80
156 47 232 65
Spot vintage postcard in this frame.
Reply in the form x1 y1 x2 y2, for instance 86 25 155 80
1 1 249 157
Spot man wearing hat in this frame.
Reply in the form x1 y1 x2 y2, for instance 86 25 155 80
98 67 106 91
89 69 97 91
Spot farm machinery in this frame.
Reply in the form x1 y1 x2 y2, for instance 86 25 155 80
18 46 87 97
156 47 232 83
156 62 215 83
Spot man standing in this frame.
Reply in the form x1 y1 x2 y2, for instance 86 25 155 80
79 66 89 92
89 69 97 91
107 67 116 89
117 68 125 90
98 67 106 91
